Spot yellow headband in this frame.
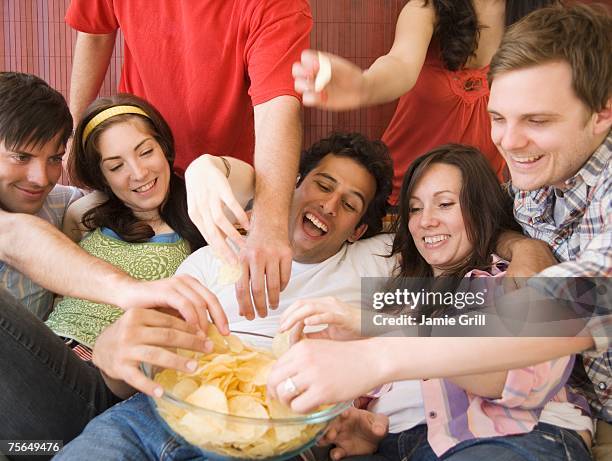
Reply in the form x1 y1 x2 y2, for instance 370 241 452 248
81 105 150 147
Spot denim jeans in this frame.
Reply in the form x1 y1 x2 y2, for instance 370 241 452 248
347 423 592 461
0 288 119 461
55 393 238 461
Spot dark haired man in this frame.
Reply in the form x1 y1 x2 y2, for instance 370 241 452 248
55 132 399 460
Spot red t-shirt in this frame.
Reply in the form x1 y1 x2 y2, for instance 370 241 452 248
382 45 505 204
66 0 312 173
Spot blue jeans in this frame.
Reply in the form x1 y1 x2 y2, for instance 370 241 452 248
56 393 266 461
347 423 592 461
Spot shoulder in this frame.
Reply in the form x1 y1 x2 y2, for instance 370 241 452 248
46 185 85 207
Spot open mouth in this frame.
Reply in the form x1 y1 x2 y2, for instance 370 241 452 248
303 212 328 237
423 235 449 247
133 178 157 193
511 154 544 166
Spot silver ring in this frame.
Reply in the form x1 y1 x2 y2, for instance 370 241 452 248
282 377 298 395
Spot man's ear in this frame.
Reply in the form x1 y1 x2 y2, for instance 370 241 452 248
592 97 612 135
347 223 368 243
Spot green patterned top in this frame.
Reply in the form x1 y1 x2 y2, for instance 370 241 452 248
46 228 190 348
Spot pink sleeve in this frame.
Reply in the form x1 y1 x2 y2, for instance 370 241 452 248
488 355 574 409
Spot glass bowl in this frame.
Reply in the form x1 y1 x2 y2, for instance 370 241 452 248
142 331 350 460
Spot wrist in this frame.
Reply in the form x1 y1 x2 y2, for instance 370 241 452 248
108 273 138 310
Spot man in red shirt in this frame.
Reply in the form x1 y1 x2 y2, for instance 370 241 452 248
66 0 312 318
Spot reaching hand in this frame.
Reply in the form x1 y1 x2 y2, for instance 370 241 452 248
293 49 367 111
235 227 292 319
185 154 250 265
116 274 230 334
267 339 382 413
92 309 218 397
319 407 389 460
279 296 361 341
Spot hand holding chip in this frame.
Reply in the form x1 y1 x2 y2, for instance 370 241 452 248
267 339 382 414
93 308 226 398
279 296 362 341
292 49 367 110
185 154 250 266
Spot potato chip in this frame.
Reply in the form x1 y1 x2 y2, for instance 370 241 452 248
172 378 198 400
217 262 242 285
271 330 292 358
153 327 331 459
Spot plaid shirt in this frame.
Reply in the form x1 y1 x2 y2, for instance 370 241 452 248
511 132 611 422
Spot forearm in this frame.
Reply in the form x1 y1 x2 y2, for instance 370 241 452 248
370 336 593 384
496 230 550 262
360 55 420 106
360 0 433 106
252 96 302 234
69 31 117 122
0 212 131 306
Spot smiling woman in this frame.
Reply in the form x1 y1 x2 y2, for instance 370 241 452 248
45 94 206 352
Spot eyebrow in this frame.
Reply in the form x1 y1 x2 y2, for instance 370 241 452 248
488 109 561 119
4 148 65 157
101 138 153 163
315 172 367 208
410 190 456 200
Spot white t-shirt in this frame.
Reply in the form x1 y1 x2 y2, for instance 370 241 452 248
176 233 425 433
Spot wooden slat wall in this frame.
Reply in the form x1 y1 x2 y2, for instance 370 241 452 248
1 0 406 147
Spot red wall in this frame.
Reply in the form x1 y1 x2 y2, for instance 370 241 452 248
1 0 406 147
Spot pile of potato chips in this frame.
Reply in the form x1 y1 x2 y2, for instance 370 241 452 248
152 326 325 459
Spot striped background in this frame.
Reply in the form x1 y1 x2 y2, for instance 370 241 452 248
0 0 408 147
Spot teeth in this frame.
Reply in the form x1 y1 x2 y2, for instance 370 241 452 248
305 212 328 233
424 235 449 244
134 179 156 193
513 155 543 163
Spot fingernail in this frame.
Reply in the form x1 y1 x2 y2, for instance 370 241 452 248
186 360 197 371
196 330 207 338
204 339 213 352
154 387 163 398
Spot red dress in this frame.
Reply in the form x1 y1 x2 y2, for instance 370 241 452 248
382 44 505 204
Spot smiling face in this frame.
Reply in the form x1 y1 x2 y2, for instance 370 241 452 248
97 119 171 221
489 61 612 191
407 163 473 276
290 154 376 263
0 133 64 214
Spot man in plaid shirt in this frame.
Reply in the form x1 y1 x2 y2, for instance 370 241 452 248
488 3 611 456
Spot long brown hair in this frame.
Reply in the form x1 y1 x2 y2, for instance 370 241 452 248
69 94 205 250
391 144 520 278
426 0 558 70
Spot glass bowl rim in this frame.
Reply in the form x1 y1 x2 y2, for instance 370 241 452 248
141 330 352 425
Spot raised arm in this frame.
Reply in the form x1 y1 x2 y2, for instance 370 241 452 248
235 95 300 319
293 0 435 110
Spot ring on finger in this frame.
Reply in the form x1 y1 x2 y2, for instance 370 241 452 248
282 377 299 396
